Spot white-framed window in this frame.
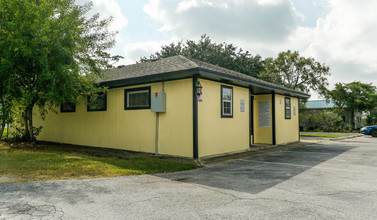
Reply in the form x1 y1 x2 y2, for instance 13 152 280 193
285 97 291 119
221 85 233 118
124 87 151 110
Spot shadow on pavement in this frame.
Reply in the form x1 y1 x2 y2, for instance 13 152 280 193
0 179 111 205
157 143 357 194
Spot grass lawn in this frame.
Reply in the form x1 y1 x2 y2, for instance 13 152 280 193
0 142 198 183
300 133 349 138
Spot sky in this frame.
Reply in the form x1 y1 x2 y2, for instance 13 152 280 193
85 0 377 99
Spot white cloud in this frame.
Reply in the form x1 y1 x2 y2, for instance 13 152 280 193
92 0 128 31
123 39 179 64
144 0 302 43
76 0 128 43
140 0 377 98
302 0 377 86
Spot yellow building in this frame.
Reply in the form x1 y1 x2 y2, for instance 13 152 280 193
33 55 309 159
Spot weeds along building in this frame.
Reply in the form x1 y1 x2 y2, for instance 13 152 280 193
32 55 309 159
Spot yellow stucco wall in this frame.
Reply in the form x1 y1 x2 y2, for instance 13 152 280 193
34 78 193 158
198 79 250 157
158 79 193 157
275 95 299 144
253 94 273 144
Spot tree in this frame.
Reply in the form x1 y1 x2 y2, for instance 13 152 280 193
260 50 330 95
300 110 343 132
366 109 377 125
327 82 377 130
0 85 12 140
141 35 265 78
0 0 121 141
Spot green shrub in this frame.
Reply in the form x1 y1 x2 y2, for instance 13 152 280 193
301 110 344 132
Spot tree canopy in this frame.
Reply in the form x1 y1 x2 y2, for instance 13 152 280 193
327 81 377 129
142 37 331 98
0 0 121 141
260 50 330 95
140 35 265 78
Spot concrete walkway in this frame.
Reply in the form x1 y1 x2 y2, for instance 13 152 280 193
1 136 377 219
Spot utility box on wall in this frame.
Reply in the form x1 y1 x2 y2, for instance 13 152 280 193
151 92 166 112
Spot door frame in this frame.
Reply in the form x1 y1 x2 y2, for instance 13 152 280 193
249 90 254 148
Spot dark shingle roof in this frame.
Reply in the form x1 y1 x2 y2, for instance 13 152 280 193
102 55 198 82
102 55 309 98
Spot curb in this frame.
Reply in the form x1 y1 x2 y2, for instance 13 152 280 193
330 134 363 141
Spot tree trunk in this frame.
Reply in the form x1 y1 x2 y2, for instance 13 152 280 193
24 104 36 142
0 123 4 140
28 106 34 141
24 110 29 140
350 109 355 131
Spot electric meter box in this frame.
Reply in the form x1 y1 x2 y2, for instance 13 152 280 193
151 92 166 112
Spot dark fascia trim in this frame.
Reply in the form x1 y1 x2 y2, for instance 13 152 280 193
87 92 107 112
252 93 302 99
198 76 249 89
221 85 233 118
272 92 276 145
276 93 304 99
100 67 310 98
193 77 199 159
124 86 151 110
285 97 292 119
104 75 194 89
253 93 275 96
198 69 310 98
60 103 76 113
101 69 199 89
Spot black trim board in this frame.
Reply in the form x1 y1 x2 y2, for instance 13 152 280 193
193 77 199 159
124 86 151 110
249 90 254 147
197 76 249 89
104 75 194 89
272 92 276 145
298 100 301 141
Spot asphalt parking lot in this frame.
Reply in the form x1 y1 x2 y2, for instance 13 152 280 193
1 135 377 219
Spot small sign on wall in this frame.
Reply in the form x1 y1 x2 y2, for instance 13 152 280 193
293 106 296 116
197 92 203 102
240 99 245 112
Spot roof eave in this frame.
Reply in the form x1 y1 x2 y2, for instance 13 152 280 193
100 68 199 88
197 69 310 98
100 67 310 98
